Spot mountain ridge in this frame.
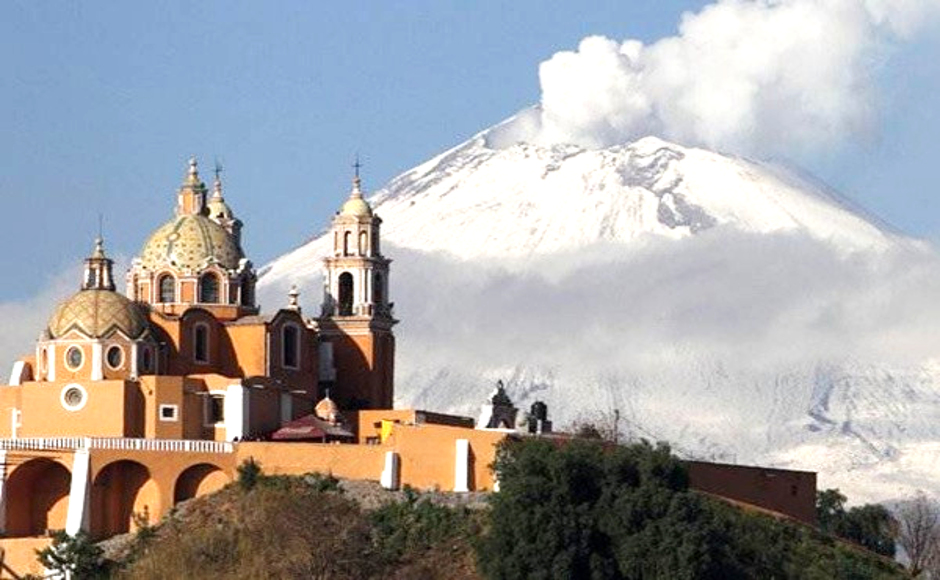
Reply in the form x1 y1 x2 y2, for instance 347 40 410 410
259 118 940 503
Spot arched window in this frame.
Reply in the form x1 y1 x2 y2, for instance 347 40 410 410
158 275 175 303
343 231 351 256
373 272 384 306
194 323 209 364
358 231 368 256
199 273 219 303
338 272 354 316
282 324 299 368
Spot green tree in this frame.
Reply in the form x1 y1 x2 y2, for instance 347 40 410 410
816 488 896 557
236 457 262 491
817 488 848 534
36 530 107 580
478 439 906 580
842 504 896 558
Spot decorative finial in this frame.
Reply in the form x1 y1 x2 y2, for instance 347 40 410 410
186 156 199 185
351 155 363 198
287 284 300 311
212 159 224 199
92 235 106 259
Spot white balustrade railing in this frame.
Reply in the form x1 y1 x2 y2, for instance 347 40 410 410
0 437 234 454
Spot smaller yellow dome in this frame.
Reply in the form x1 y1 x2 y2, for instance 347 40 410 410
340 197 373 217
339 176 373 217
48 289 149 339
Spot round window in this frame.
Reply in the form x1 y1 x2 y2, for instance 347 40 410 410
106 345 123 369
60 383 88 411
65 346 84 370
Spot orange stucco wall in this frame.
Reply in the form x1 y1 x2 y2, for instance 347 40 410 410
237 442 387 480
0 537 52 579
10 380 142 438
388 423 505 491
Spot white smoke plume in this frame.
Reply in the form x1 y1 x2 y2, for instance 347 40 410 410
502 0 940 155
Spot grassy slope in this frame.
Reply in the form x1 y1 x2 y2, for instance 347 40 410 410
109 475 905 580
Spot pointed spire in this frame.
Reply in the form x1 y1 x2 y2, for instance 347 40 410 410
177 156 207 216
92 236 105 259
211 160 224 200
338 156 372 217
351 154 363 199
186 156 200 186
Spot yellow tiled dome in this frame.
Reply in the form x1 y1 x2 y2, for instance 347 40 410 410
139 214 243 271
339 177 373 218
340 197 372 217
48 289 149 339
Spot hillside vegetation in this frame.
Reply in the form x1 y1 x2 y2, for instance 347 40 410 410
58 440 906 579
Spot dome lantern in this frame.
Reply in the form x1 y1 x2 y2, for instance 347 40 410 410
176 156 209 217
82 237 115 291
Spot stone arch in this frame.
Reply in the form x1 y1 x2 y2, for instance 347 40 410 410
173 463 229 504
90 460 160 539
5 458 71 536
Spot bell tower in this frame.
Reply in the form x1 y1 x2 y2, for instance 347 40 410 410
318 169 395 410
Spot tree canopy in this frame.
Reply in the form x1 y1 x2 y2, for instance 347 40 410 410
478 437 905 580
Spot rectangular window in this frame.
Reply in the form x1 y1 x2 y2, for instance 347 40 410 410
159 404 179 422
205 394 225 425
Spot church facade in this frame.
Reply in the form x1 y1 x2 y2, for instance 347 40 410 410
0 159 395 444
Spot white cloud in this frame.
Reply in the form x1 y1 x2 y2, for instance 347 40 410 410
0 267 78 376
510 0 940 156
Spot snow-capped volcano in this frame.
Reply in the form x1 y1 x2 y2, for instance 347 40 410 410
260 119 940 504
262 120 898 283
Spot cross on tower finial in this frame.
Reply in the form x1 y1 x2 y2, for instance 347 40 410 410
353 154 362 179
214 159 223 181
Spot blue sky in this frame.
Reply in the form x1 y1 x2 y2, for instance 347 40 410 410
1 0 938 302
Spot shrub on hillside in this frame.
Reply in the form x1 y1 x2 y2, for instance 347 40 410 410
816 488 896 557
35 530 108 580
371 487 476 561
477 438 905 580
236 457 262 490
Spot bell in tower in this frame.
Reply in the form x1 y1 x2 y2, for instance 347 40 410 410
317 165 396 410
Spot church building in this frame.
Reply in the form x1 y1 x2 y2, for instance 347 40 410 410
0 158 395 444
0 158 816 578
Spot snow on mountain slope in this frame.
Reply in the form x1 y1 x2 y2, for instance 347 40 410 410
259 119 940 503
262 121 898 285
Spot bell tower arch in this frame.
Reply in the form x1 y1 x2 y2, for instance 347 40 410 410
318 171 396 410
